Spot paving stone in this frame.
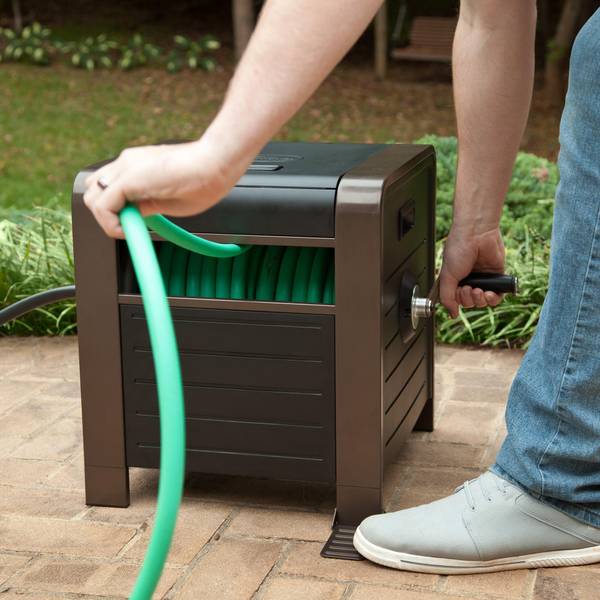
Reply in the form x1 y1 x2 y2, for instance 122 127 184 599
0 337 543 598
83 471 160 526
434 343 456 365
429 401 504 446
532 567 600 600
449 368 515 390
261 575 346 600
0 592 65 599
0 434 27 459
448 384 509 404
6 338 78 382
45 454 85 491
83 496 156 528
129 467 160 494
350 584 464 600
431 381 453 404
0 458 63 488
393 439 486 469
125 501 232 565
443 347 497 368
481 427 509 467
0 379 43 416
0 517 136 558
0 344 36 371
227 507 332 542
38 380 81 399
443 569 534 598
0 485 84 519
9 363 80 382
399 465 479 493
280 541 439 589
176 537 282 600
10 556 181 598
386 465 480 511
0 395 72 439
485 348 526 370
0 553 32 586
383 464 405 509
10 417 82 461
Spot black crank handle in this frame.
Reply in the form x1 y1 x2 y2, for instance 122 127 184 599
458 272 518 295
408 271 518 332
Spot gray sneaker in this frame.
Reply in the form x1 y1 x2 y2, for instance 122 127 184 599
353 470 600 574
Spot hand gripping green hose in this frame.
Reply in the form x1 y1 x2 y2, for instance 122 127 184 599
120 205 247 600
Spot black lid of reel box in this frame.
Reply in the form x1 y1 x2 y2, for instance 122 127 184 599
169 141 387 238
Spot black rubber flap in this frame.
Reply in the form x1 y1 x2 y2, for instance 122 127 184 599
321 525 364 561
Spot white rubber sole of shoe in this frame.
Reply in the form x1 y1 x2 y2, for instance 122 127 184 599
353 527 600 574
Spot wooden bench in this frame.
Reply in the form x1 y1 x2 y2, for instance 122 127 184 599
391 16 457 63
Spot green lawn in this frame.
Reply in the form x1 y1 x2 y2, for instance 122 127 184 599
0 64 225 210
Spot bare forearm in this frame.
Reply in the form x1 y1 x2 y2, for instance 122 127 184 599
452 0 536 233
201 0 383 174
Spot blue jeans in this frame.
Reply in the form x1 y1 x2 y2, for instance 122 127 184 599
491 9 600 528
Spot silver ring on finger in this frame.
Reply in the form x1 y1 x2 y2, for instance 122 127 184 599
97 176 111 190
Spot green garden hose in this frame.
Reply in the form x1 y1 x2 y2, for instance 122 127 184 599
145 214 250 258
122 208 334 600
120 205 249 600
155 242 335 304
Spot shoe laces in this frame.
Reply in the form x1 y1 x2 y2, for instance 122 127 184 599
461 473 507 511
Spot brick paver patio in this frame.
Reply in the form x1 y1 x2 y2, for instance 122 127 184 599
0 337 597 599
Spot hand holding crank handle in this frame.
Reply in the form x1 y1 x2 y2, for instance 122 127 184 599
412 272 518 326
458 272 519 295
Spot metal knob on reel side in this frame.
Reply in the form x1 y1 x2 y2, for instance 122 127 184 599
400 271 519 343
410 285 434 327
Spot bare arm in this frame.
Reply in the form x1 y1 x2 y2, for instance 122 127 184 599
439 0 536 317
203 0 385 173
84 0 383 236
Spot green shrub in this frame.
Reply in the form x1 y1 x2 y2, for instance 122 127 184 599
415 135 555 348
0 22 52 65
165 34 220 73
119 34 161 70
0 22 220 73
55 34 119 70
0 206 75 336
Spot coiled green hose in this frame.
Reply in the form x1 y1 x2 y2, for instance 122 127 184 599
121 207 334 600
156 242 335 304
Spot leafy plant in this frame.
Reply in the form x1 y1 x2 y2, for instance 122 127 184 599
0 25 221 74
166 34 220 73
55 34 119 70
0 22 51 65
0 205 76 336
119 33 161 70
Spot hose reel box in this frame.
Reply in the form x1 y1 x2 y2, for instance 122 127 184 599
72 141 436 556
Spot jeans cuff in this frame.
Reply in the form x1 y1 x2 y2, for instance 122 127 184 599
490 463 600 530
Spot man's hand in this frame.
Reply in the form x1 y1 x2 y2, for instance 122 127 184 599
83 140 246 238
439 226 506 319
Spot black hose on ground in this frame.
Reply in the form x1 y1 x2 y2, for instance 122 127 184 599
0 285 76 327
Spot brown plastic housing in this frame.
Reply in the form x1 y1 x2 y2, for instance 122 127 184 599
71 142 436 528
